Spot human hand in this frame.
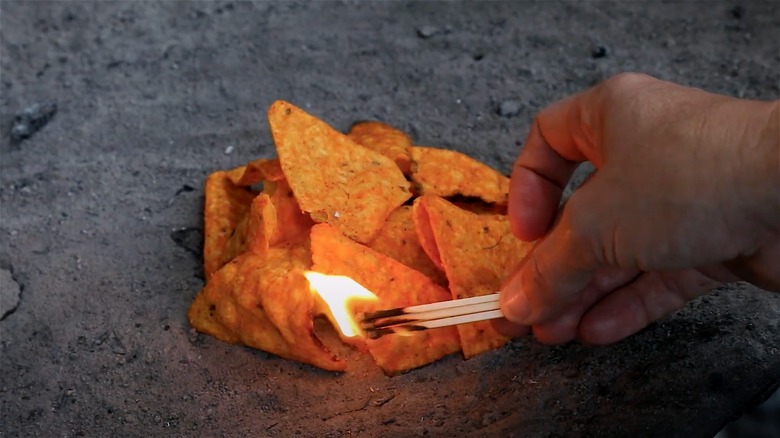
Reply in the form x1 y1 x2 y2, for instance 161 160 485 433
498 73 780 345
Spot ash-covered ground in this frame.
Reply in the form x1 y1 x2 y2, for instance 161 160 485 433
1 2 778 437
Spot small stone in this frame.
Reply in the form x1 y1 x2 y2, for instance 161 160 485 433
497 100 522 118
224 145 234 155
591 45 608 59
0 269 21 319
416 25 439 39
170 227 203 257
10 101 57 142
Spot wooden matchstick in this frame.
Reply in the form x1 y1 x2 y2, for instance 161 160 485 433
361 293 504 338
362 293 500 322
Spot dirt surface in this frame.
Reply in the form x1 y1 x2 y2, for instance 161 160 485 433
1 2 778 437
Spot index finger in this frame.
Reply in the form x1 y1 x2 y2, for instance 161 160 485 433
508 88 607 242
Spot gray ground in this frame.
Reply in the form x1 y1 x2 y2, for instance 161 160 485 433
1 1 778 437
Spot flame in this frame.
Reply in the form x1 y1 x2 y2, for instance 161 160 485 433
304 271 377 337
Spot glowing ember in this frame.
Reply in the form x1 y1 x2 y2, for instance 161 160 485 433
304 271 377 337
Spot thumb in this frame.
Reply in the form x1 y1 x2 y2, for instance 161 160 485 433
501 180 607 325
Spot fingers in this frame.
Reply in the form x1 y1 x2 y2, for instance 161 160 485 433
508 163 569 241
501 183 604 326
490 318 530 339
530 282 608 344
508 88 606 242
578 270 721 344
528 267 638 344
508 120 578 241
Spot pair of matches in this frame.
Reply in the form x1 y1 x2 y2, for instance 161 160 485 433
360 293 504 339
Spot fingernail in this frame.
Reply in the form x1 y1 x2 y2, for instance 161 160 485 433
501 276 531 323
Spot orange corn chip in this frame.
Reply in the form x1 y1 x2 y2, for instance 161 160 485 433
310 223 461 375
203 171 257 279
265 179 314 245
367 206 446 286
412 198 444 271
218 213 250 268
268 101 411 243
224 179 314 259
188 259 289 359
190 245 346 372
244 193 276 254
347 121 413 174
226 158 285 186
414 195 532 358
410 147 509 205
187 287 240 344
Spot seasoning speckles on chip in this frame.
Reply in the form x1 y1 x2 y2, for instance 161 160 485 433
347 121 413 175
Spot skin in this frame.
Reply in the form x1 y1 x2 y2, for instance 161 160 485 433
497 73 780 345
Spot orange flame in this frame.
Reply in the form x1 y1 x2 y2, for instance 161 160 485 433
304 271 377 337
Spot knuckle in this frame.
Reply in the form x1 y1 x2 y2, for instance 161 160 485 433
604 72 652 91
526 254 551 304
562 195 604 264
522 252 562 323
598 73 654 109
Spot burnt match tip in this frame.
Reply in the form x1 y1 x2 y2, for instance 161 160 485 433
361 307 405 322
361 317 413 329
363 324 428 339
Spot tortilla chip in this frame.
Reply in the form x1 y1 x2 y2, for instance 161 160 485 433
203 171 257 279
223 178 313 258
191 244 346 372
414 195 532 358
310 223 461 375
347 121 413 174
265 179 314 245
410 147 510 205
411 199 444 271
244 193 276 254
218 213 250 268
268 100 411 243
226 158 285 187
367 206 446 286
187 288 240 344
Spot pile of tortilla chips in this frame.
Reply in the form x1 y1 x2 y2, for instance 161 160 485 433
188 101 533 375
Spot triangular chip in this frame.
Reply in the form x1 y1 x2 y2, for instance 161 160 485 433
412 199 444 271
268 100 411 242
202 171 257 279
244 193 276 255
264 179 314 245
222 178 314 261
190 244 346 372
347 121 413 174
187 287 240 344
226 158 285 186
188 258 289 359
410 147 509 205
414 195 532 358
367 206 446 286
218 212 251 268
310 223 461 375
